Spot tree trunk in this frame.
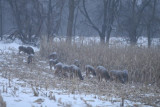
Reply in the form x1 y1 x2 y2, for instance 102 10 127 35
101 0 107 44
147 25 151 48
147 0 156 48
47 0 52 42
73 7 78 37
99 33 105 44
106 26 112 46
0 0 2 40
130 30 137 46
66 0 75 44
28 26 32 43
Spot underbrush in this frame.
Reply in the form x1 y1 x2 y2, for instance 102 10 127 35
40 37 160 86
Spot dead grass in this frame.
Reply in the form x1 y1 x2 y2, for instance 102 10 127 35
0 38 159 106
40 36 160 86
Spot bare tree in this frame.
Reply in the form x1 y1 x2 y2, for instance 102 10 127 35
146 0 157 48
79 0 120 44
7 0 26 42
118 0 151 45
6 0 44 44
105 0 120 44
66 0 75 43
0 0 2 40
32 0 44 42
73 0 80 37
142 0 160 47
46 0 65 41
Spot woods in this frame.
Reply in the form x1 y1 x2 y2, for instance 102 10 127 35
0 1 160 106
0 0 159 46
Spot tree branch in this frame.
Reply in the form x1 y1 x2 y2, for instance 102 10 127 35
79 0 101 35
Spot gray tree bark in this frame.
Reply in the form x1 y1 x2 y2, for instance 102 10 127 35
129 0 151 45
80 0 120 45
66 0 75 44
0 0 2 40
146 0 157 48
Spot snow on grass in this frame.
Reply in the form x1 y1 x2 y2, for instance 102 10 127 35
1 36 159 53
0 74 151 107
0 41 39 53
53 36 160 47
0 38 159 107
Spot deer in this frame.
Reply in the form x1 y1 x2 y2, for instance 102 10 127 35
19 46 27 54
27 54 34 64
19 46 34 55
54 62 63 76
26 46 34 55
69 64 83 80
73 59 80 67
85 65 96 77
49 52 57 60
109 70 128 83
96 66 110 82
49 59 58 70
62 64 71 78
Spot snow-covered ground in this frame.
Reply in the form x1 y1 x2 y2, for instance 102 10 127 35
0 75 151 107
53 36 160 47
0 38 160 107
0 40 39 53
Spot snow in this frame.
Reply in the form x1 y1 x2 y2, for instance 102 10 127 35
53 36 160 47
0 38 158 107
0 75 151 107
0 41 39 53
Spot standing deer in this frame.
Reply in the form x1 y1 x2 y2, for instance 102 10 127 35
27 54 34 64
49 52 57 60
54 62 63 76
62 64 71 78
73 59 80 67
49 59 58 70
19 46 34 55
110 70 128 83
26 46 34 54
69 64 83 80
19 46 27 54
85 65 96 77
96 66 110 82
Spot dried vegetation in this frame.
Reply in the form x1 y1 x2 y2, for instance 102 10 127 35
0 37 160 106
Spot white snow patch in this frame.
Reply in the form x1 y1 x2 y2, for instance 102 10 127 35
0 74 152 107
0 41 39 53
53 36 160 47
